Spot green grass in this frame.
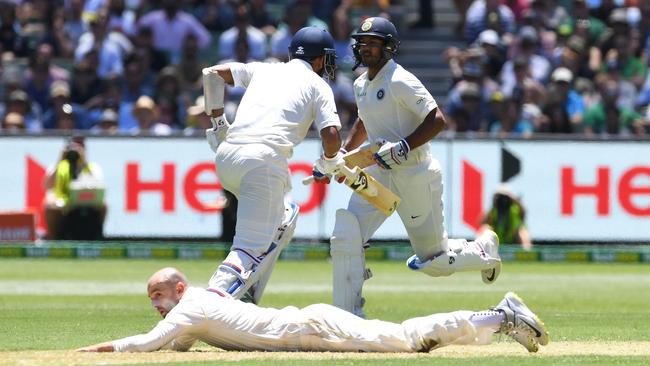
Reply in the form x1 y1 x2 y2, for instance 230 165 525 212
1 259 649 365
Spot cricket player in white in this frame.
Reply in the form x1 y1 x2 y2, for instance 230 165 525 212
321 17 502 317
76 267 549 353
201 27 346 303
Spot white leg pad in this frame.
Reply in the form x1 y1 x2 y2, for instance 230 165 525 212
407 240 501 277
331 209 367 317
208 249 260 299
251 201 300 304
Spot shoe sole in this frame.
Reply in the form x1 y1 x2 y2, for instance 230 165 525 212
506 292 550 346
481 230 501 284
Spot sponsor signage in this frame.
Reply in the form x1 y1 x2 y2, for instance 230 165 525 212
1 137 648 241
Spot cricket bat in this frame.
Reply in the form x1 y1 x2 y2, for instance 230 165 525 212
342 144 380 169
303 165 401 216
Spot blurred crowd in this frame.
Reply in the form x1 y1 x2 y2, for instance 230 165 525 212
0 0 392 135
1 0 649 138
444 0 650 137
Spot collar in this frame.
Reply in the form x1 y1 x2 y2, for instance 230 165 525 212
369 59 396 82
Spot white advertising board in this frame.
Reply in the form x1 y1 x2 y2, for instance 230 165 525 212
1 137 648 241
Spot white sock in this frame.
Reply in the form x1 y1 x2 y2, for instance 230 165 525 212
469 310 504 332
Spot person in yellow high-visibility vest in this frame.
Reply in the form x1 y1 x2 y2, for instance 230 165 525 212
43 136 106 240
480 184 532 251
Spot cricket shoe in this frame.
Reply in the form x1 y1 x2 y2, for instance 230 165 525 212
494 292 549 352
477 230 501 284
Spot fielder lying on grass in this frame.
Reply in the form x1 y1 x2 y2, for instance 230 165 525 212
76 267 549 353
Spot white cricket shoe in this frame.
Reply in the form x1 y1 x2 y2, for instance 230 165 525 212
494 292 549 352
478 230 501 284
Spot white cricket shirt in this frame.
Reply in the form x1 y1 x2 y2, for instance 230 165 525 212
354 59 438 157
112 287 311 352
225 59 341 158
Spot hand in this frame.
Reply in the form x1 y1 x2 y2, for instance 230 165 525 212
205 115 230 153
374 139 410 169
312 151 345 184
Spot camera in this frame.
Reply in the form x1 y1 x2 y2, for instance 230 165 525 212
63 146 80 163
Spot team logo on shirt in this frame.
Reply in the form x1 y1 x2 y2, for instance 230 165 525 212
377 89 385 100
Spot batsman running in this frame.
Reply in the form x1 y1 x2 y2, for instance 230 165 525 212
201 26 346 303
77 267 549 353
319 17 502 317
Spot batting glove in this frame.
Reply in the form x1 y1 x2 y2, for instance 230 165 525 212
312 151 345 184
374 139 410 169
205 115 230 153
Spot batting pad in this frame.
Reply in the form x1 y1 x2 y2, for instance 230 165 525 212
331 209 366 317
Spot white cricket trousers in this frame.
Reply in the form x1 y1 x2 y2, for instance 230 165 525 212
215 141 289 254
271 304 493 352
348 156 453 260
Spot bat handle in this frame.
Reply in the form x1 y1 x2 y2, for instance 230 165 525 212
302 176 315 185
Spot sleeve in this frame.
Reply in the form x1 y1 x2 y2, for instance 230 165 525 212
112 319 190 352
112 303 201 352
391 74 438 122
229 62 261 89
566 92 585 119
313 80 341 131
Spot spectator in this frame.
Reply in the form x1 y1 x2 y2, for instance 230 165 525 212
539 82 574 133
52 104 77 130
1 111 25 132
92 108 119 134
137 0 211 63
0 0 26 58
583 78 645 136
445 82 489 133
130 95 172 136
4 90 42 132
133 27 170 72
43 136 106 240
154 66 188 127
107 0 137 36
249 0 277 35
499 26 552 91
184 95 212 135
121 54 154 104
178 33 208 96
331 8 356 73
598 53 639 111
43 80 76 129
604 33 647 90
570 0 606 47
489 97 535 138
63 0 87 49
480 184 532 250
270 0 328 61
464 0 516 45
501 55 546 107
549 67 585 130
190 0 236 33
218 3 267 61
75 8 133 78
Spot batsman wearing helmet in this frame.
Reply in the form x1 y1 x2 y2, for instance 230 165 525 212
329 17 502 317
201 27 345 304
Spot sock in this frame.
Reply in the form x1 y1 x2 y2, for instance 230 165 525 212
469 310 504 332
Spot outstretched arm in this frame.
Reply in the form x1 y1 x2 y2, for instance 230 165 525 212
76 320 189 352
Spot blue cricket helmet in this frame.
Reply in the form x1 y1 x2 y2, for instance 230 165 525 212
288 27 337 79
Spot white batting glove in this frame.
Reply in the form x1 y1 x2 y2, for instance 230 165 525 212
312 151 345 184
205 115 230 153
374 139 410 169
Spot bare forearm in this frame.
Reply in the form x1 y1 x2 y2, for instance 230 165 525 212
342 118 368 151
404 108 446 149
320 126 342 158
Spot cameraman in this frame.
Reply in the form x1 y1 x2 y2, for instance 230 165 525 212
479 184 532 250
43 136 106 240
